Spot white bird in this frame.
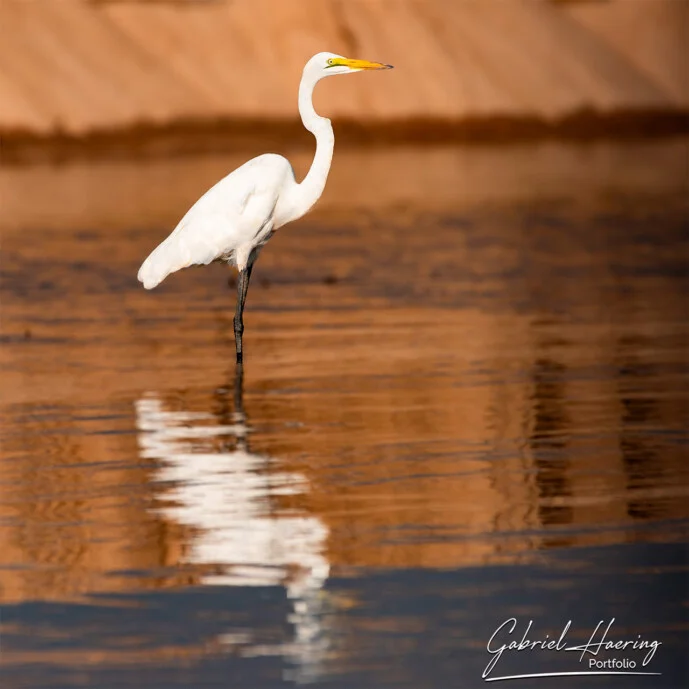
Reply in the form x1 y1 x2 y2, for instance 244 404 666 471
138 52 393 363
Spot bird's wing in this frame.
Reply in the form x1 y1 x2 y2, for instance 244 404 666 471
138 155 288 289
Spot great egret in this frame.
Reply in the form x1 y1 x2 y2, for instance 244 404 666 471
138 52 393 363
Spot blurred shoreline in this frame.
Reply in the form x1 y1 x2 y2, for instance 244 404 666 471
3 111 689 165
2 0 686 166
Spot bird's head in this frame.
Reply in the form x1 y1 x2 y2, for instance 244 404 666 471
305 51 393 79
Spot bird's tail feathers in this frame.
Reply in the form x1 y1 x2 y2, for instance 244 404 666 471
137 238 188 289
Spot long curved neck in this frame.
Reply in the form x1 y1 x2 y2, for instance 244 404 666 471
287 73 334 222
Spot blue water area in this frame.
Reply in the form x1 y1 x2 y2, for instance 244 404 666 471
1 540 687 688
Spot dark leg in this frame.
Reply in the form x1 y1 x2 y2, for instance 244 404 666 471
233 361 244 420
232 360 248 451
233 262 254 364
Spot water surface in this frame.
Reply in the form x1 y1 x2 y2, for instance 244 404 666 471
1 140 688 688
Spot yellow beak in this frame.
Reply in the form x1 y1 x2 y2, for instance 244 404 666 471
330 57 393 71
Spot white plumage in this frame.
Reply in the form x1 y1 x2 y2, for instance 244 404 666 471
138 154 293 289
137 51 392 362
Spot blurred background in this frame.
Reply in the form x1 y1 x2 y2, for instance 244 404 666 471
1 1 688 688
1 0 687 143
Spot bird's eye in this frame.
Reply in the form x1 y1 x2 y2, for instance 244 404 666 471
327 59 334 65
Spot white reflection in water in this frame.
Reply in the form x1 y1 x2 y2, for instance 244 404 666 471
135 392 330 682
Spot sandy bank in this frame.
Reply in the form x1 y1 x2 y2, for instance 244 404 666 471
0 0 686 159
